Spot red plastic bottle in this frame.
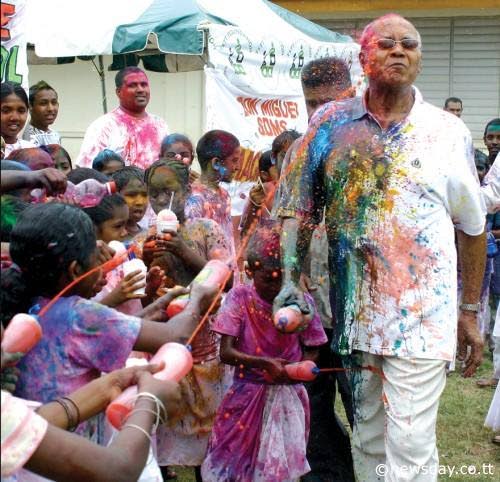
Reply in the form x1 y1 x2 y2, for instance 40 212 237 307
106 342 193 429
2 314 42 354
166 259 230 318
285 360 320 381
32 179 116 207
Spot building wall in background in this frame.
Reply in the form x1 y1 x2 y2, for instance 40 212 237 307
28 58 205 162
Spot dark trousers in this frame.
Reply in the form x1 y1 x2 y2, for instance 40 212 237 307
302 329 355 482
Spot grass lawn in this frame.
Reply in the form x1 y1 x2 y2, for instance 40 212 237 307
171 352 499 481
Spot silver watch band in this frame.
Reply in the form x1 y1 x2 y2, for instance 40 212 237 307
459 303 481 313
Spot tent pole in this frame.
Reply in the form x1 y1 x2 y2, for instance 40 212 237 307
98 55 108 114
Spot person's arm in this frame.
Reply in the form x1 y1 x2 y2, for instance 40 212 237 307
133 282 218 351
0 168 66 195
220 334 288 382
36 364 163 429
273 217 316 315
456 230 487 377
25 372 180 482
239 184 266 237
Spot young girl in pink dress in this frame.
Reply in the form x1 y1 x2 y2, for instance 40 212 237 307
202 224 327 482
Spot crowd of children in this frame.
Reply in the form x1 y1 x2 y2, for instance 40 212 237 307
0 70 335 482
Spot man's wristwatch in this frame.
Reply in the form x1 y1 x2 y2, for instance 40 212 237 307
459 303 481 313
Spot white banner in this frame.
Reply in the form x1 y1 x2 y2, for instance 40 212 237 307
205 67 308 155
1 0 29 90
205 24 362 178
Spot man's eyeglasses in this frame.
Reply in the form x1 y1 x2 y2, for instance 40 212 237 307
372 38 420 50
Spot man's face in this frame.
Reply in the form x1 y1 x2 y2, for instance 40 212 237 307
116 72 150 113
484 126 500 160
30 89 59 129
445 101 463 118
303 85 347 120
360 17 422 88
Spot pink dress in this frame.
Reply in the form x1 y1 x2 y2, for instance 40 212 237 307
201 285 327 482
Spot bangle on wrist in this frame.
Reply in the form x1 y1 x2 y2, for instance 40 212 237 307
122 423 153 444
54 397 79 431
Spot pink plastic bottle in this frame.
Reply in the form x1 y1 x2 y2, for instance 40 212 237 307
166 259 230 318
273 304 312 334
32 179 116 207
285 360 320 381
2 314 42 354
106 342 193 430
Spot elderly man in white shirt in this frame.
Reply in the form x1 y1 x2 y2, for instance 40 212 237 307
276 14 486 482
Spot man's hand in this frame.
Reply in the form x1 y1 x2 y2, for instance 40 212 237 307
457 311 484 377
28 168 67 195
273 281 310 317
299 273 317 293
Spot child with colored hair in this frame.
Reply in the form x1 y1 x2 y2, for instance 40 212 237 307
143 158 232 480
202 224 327 481
112 166 148 239
185 130 241 267
92 149 125 177
40 144 72 176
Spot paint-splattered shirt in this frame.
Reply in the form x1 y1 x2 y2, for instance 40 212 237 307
76 107 169 169
185 182 236 262
278 88 485 361
14 296 141 438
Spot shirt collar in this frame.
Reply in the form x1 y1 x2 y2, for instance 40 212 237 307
353 85 424 122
